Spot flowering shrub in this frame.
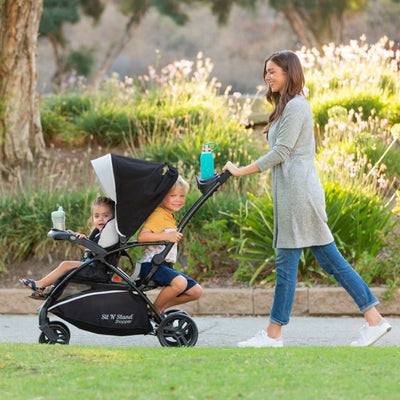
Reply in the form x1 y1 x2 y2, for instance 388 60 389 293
297 35 400 98
316 107 400 192
41 53 257 179
297 36 400 126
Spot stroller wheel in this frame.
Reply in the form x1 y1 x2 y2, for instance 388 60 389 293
163 308 189 317
39 321 71 345
157 312 198 347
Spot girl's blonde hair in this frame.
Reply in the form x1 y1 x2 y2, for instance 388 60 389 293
172 175 190 194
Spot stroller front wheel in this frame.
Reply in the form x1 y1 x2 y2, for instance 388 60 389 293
39 321 71 345
157 312 198 347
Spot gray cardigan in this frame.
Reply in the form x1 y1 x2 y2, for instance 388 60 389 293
255 95 334 249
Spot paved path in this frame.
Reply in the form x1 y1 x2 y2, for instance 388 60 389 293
1 315 398 347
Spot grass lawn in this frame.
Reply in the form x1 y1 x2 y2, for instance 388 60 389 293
1 344 399 400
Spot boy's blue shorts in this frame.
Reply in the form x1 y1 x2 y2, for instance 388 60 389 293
139 262 198 293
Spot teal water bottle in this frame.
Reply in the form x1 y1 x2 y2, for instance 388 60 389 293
51 206 66 230
200 143 217 179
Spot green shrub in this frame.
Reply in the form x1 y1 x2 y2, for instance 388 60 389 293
40 108 82 145
226 182 397 286
311 92 385 128
226 191 276 285
176 190 243 281
0 190 97 272
323 181 397 259
316 106 400 190
139 122 257 178
76 104 134 146
364 140 400 177
43 93 93 117
385 99 400 124
299 37 400 130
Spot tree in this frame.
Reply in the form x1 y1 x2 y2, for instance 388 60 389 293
0 0 45 173
91 0 257 86
269 0 368 50
39 0 104 89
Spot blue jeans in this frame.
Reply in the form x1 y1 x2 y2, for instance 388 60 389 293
270 241 379 326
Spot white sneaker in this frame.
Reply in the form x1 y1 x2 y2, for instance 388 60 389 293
351 318 392 346
237 330 283 348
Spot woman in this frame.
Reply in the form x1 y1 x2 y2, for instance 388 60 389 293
223 50 391 347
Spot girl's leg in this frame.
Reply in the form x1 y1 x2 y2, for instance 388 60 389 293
309 242 380 318
34 261 81 289
267 248 303 338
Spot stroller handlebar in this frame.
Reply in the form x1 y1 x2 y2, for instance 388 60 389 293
47 229 107 255
218 170 231 184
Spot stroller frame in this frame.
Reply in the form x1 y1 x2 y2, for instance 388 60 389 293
38 171 231 347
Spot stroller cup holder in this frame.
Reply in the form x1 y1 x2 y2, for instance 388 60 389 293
196 171 231 195
47 229 77 241
196 174 219 195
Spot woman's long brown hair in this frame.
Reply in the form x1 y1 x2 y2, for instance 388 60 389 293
263 51 305 135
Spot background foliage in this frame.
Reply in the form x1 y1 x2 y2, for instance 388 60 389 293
1 37 400 292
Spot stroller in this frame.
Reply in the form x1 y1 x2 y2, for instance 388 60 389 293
38 153 230 347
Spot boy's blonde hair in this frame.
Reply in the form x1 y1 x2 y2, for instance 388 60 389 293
172 175 190 194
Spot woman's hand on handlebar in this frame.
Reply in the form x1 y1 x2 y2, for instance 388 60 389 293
222 161 242 177
223 161 260 177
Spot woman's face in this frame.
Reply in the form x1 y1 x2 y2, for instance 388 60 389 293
265 60 287 95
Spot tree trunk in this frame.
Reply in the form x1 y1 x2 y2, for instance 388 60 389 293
0 0 45 173
47 32 69 92
90 6 149 88
281 4 321 51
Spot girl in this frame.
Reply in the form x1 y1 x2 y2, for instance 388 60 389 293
20 196 117 299
223 50 391 347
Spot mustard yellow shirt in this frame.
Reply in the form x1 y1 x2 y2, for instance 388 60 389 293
139 207 178 263
143 206 176 233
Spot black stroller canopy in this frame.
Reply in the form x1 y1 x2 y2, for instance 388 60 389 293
91 154 178 239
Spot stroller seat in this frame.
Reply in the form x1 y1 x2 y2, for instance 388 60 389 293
73 218 120 283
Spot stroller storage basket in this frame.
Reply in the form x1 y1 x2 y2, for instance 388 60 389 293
48 283 152 336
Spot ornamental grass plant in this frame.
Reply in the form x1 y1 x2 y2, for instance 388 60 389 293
298 36 400 126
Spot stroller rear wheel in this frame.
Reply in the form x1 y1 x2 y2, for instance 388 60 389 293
39 321 71 345
157 312 198 347
163 308 189 317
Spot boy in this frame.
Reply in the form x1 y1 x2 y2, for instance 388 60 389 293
137 176 202 313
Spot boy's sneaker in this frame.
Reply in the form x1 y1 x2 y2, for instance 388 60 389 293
237 330 283 348
351 318 392 346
